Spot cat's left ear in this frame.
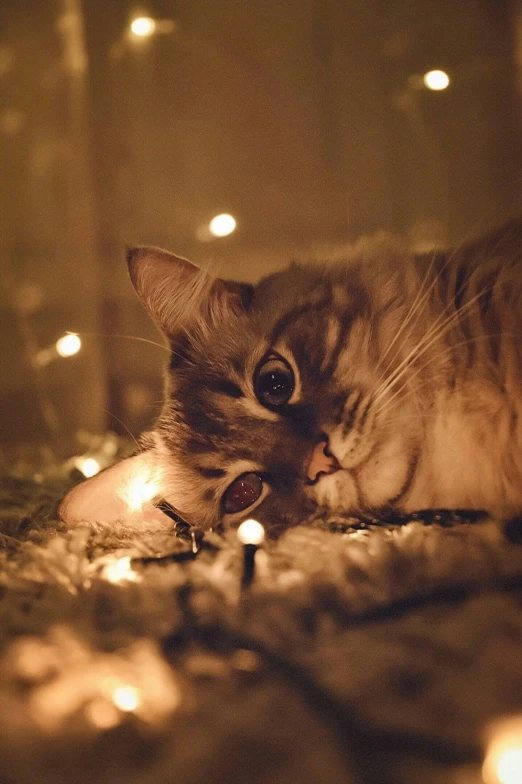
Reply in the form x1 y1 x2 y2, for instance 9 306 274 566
126 245 253 338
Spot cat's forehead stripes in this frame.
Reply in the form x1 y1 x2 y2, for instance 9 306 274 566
268 284 334 345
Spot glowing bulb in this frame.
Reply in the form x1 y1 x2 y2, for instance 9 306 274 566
102 556 140 584
208 213 237 238
75 457 101 478
56 333 81 357
112 685 140 712
237 518 265 546
483 716 522 784
130 16 157 37
423 69 450 91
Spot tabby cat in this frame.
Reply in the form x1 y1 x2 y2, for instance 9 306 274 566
62 221 522 534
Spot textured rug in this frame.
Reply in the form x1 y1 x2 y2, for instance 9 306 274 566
1 472 522 784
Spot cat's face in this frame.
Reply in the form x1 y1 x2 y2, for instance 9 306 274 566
128 243 426 534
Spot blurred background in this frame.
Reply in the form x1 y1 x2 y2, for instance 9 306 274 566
1 0 521 472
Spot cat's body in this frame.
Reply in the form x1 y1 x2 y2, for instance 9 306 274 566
61 221 522 534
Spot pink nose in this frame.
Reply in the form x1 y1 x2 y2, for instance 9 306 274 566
306 440 340 483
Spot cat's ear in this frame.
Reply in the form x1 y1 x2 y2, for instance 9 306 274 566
126 246 253 338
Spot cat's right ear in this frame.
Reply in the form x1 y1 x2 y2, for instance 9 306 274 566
126 246 252 339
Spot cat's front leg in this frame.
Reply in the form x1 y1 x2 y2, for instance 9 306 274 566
59 451 172 531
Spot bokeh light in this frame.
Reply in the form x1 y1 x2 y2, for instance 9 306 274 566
208 213 237 237
423 69 450 91
101 556 140 584
56 333 81 357
130 16 157 37
111 684 140 712
483 715 522 784
75 456 101 478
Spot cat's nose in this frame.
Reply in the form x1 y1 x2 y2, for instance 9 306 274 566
306 440 340 483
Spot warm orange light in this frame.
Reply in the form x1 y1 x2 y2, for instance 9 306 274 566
85 699 120 729
483 716 522 784
237 518 265 545
130 16 157 37
111 684 140 712
423 69 450 91
209 213 237 237
102 556 140 584
75 456 101 478
56 333 82 357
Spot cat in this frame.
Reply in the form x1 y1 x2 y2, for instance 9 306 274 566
61 220 522 536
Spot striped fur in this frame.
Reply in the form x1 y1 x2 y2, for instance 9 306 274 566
128 221 522 533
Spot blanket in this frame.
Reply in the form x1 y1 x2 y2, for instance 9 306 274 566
1 472 522 784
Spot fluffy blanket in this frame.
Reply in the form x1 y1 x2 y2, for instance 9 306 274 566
1 472 522 784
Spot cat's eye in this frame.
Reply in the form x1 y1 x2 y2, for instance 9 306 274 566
254 356 294 408
223 472 263 514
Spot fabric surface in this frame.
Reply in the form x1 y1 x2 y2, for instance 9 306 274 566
1 473 522 784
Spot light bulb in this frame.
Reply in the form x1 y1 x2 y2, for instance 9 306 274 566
56 333 81 357
237 518 265 546
130 17 157 37
423 69 450 91
208 213 237 238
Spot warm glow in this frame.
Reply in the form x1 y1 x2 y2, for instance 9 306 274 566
102 556 140 584
483 716 522 784
56 333 81 357
130 16 157 37
111 685 140 712
75 456 101 478
8 628 181 732
85 699 120 729
208 213 237 237
121 469 162 512
423 69 450 91
237 518 265 545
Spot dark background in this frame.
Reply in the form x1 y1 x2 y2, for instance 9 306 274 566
1 0 521 464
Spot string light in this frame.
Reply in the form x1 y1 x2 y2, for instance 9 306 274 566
237 519 265 587
130 16 157 37
55 333 81 357
111 684 141 712
101 556 141 584
74 456 101 478
237 519 265 546
4 628 181 733
423 69 450 91
208 213 237 237
34 332 82 367
483 716 522 784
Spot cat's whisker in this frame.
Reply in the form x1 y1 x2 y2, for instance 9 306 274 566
372 271 511 405
72 330 170 353
374 331 515 420
102 410 141 450
373 250 439 383
374 330 501 417
372 218 513 400
373 222 483 393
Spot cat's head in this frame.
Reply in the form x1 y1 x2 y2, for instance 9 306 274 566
128 241 427 534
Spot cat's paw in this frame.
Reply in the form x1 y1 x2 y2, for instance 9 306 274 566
59 452 171 531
